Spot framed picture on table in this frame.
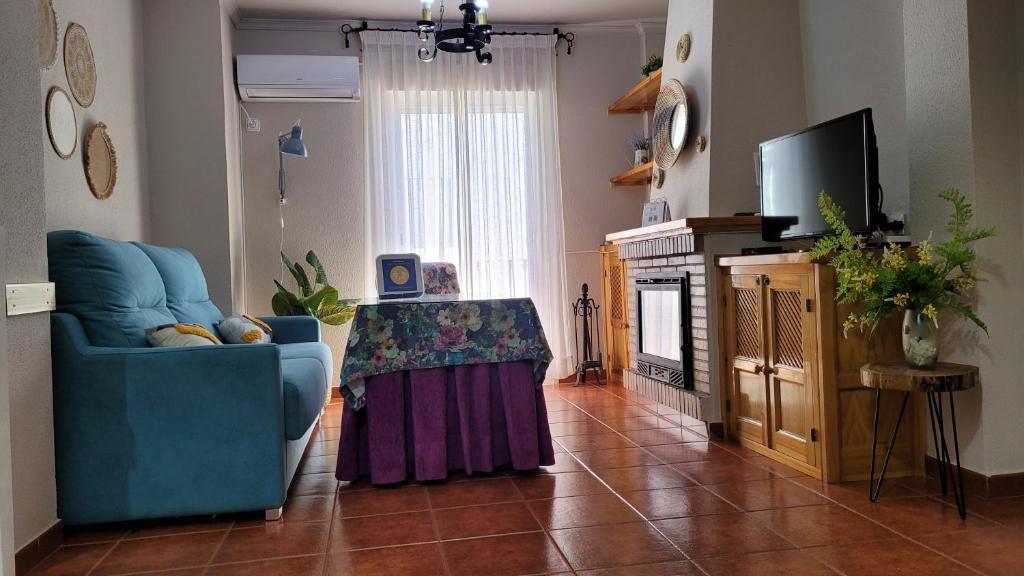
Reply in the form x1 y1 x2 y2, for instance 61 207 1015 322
375 254 424 299
641 198 671 227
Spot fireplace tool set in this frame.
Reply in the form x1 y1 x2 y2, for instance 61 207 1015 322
572 283 604 385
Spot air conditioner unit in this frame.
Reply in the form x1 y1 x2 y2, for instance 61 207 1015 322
236 55 360 102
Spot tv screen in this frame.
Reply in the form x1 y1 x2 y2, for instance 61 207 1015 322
759 109 878 241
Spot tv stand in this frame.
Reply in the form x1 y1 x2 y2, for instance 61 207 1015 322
741 246 786 256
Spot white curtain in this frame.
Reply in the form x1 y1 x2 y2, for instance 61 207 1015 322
362 31 572 379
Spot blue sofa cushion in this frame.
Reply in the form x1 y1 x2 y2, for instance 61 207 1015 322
283 358 328 440
48 231 177 347
133 243 224 334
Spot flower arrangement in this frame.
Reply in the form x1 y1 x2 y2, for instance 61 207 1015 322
626 132 649 152
809 189 996 338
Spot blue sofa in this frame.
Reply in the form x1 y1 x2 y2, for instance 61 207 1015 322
47 231 332 525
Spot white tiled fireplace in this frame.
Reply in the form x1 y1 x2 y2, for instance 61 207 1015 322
606 218 761 426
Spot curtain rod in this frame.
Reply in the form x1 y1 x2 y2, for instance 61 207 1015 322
340 22 575 55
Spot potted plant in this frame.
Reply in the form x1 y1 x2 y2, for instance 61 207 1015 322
641 54 663 77
627 132 650 167
810 189 996 368
273 250 358 326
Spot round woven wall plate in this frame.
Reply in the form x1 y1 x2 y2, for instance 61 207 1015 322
84 122 117 199
676 34 691 63
46 86 77 159
653 80 689 170
39 0 59 69
64 22 96 107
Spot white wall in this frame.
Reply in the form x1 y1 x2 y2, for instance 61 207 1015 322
143 0 239 312
234 23 651 370
0 0 57 552
0 230 14 576
658 0 714 218
657 0 806 219
964 0 1024 476
41 0 150 240
799 0 910 225
558 28 651 316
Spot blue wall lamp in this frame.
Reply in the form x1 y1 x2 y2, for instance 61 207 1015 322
278 121 308 204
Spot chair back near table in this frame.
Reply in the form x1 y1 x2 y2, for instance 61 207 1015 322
422 262 461 295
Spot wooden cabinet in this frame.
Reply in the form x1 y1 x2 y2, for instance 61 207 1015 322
718 254 922 482
600 244 629 372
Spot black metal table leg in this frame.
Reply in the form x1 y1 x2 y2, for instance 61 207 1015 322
927 392 948 495
947 389 968 519
869 389 911 502
928 390 968 520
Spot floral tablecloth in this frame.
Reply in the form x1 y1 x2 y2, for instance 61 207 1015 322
339 296 553 410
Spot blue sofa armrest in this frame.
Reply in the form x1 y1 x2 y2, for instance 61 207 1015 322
259 315 322 344
50 313 288 524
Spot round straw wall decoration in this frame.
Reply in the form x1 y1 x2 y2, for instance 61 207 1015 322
652 79 690 170
676 34 691 63
39 0 60 70
84 122 118 199
64 23 96 107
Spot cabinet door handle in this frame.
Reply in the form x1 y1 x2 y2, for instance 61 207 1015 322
754 365 764 374
763 366 775 376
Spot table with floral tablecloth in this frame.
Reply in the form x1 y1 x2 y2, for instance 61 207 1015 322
336 295 557 484
339 296 554 410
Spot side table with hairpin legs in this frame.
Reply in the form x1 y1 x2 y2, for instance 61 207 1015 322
860 362 978 519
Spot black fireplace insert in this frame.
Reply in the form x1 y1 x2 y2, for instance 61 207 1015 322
635 272 694 390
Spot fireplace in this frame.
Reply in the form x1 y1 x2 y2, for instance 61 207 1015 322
635 272 694 390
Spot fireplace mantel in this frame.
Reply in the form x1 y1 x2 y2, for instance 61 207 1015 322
606 216 761 244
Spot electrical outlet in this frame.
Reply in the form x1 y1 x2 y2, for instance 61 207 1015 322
246 117 261 132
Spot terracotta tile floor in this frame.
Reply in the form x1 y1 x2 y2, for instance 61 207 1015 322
31 380 1024 575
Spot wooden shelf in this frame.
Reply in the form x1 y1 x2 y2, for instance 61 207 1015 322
610 162 653 187
608 69 662 115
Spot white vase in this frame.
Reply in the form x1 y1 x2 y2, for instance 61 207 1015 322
634 149 649 167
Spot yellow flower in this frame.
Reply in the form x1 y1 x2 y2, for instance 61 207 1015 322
954 274 976 292
922 303 938 320
917 239 932 265
882 244 906 270
863 271 876 287
892 293 909 307
842 313 860 336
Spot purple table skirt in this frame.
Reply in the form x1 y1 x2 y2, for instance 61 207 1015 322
335 360 556 484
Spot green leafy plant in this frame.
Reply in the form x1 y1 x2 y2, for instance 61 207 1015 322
641 54 663 77
272 251 358 326
809 189 996 336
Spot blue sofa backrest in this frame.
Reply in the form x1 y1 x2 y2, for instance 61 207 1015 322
133 243 224 334
48 231 177 347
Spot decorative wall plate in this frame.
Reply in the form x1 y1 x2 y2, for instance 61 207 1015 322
38 0 59 69
46 86 77 159
84 122 117 199
676 34 691 63
64 23 96 107
652 80 689 170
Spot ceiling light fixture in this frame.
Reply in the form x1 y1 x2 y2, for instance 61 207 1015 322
416 0 493 65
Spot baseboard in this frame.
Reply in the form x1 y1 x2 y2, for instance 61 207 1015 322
15 520 63 576
925 455 1024 498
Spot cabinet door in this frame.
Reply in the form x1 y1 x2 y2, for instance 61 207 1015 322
764 273 818 465
602 248 630 371
725 274 768 446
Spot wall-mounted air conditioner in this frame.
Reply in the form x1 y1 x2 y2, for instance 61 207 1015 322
236 55 360 102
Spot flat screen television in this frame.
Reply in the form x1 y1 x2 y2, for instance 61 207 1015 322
759 108 879 241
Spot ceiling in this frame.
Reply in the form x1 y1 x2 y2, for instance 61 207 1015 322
234 0 669 25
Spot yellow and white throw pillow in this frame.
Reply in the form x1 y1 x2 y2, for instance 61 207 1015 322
217 314 273 344
147 323 222 347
